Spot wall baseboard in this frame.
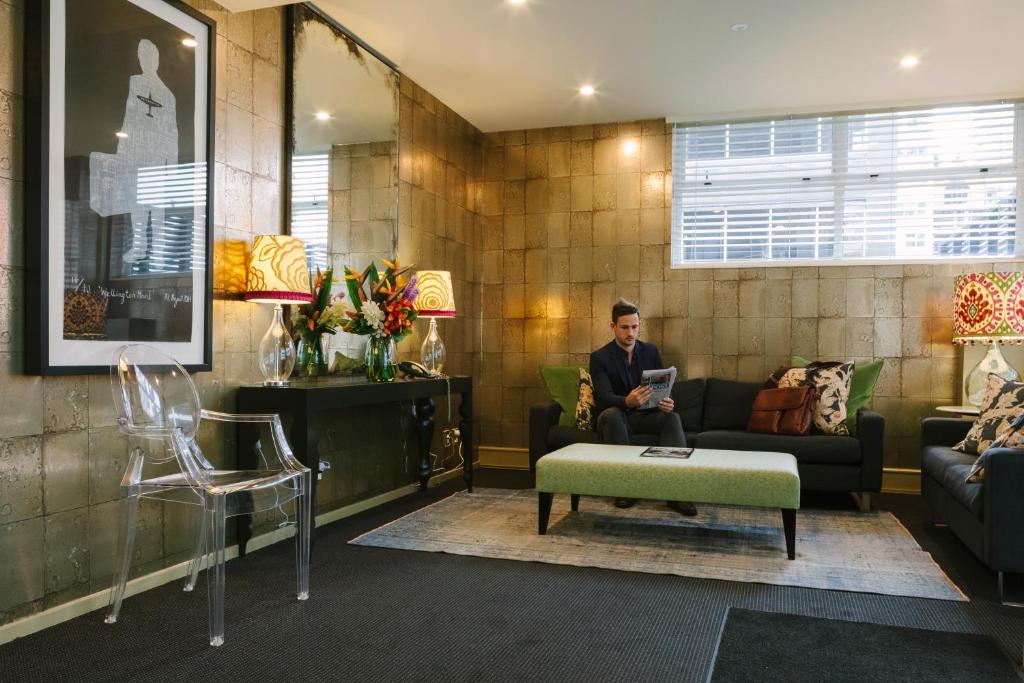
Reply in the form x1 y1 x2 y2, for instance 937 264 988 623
0 481 432 647
477 446 529 469
882 467 921 494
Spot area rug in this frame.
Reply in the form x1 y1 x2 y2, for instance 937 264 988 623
708 608 1021 682
351 489 966 601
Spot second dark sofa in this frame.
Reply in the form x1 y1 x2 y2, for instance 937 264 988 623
530 377 884 509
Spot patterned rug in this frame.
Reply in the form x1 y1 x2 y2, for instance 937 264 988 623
351 488 966 601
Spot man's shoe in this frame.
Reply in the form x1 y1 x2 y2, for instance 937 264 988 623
614 497 637 508
667 500 698 516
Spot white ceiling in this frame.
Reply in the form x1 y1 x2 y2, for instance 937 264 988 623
219 0 1024 132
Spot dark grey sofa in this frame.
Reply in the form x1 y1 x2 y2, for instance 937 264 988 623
530 377 884 508
921 417 1024 604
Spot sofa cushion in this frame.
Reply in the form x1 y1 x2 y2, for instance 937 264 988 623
953 373 1024 455
921 445 984 516
539 365 584 428
702 378 761 431
545 426 659 452
793 356 884 434
694 430 862 465
671 378 705 433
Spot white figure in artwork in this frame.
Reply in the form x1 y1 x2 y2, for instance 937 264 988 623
89 39 178 269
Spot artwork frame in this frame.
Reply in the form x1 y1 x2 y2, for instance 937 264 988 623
24 0 215 375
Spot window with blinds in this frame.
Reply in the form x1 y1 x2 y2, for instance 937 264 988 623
290 153 330 271
671 101 1022 266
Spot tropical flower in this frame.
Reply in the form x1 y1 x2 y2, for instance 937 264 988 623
341 257 419 341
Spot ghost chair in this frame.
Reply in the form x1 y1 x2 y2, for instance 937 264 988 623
105 343 311 646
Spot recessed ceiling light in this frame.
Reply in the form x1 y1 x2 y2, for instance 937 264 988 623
622 139 639 157
115 131 128 139
900 55 919 68
730 23 750 32
578 84 595 97
315 111 330 121
182 37 198 48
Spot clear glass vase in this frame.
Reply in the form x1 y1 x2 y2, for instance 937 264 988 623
365 334 397 382
296 333 328 378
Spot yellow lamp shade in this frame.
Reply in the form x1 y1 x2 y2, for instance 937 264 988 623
952 272 1024 344
244 235 313 304
414 270 456 318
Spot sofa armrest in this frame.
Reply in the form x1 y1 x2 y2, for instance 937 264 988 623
921 417 973 448
529 401 563 472
856 409 884 493
983 448 1024 571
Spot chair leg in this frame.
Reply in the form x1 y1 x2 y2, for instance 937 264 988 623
184 504 207 592
295 471 311 601
207 495 227 647
105 492 140 624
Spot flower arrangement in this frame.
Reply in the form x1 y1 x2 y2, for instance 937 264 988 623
291 266 346 376
342 257 419 341
292 266 346 339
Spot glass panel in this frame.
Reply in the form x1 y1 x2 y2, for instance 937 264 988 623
290 6 400 274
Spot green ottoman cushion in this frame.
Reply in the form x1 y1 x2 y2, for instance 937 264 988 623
536 444 800 510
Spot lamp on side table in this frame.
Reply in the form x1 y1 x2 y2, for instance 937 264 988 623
245 235 313 386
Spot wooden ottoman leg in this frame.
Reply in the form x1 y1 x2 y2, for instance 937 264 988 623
781 508 796 560
570 494 580 512
538 492 553 535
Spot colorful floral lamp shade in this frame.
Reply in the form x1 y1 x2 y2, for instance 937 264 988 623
952 272 1024 405
244 235 313 305
245 235 313 386
413 270 457 318
414 270 456 374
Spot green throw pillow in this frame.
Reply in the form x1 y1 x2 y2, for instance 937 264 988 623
539 365 585 427
792 356 883 433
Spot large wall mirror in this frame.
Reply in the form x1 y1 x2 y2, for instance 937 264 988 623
287 3 399 277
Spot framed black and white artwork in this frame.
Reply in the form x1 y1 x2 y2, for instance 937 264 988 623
25 0 215 374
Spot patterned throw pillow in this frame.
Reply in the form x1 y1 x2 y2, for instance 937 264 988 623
954 374 1024 456
776 362 855 435
575 368 597 431
966 413 1024 482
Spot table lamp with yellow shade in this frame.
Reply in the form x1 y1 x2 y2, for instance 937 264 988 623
414 270 456 374
245 235 313 386
952 272 1024 405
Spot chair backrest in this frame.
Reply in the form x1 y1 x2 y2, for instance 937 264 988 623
110 344 202 451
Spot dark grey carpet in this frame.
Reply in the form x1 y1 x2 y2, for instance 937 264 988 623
0 471 1022 682
709 608 1022 682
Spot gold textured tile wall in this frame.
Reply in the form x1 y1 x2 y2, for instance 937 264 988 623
476 117 1014 469
0 0 287 624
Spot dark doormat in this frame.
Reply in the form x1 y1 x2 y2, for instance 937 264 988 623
709 608 1022 682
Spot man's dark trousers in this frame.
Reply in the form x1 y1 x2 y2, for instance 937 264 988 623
596 407 687 447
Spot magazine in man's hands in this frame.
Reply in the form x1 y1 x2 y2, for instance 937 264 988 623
638 366 676 410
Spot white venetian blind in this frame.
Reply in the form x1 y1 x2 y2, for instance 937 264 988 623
671 101 1022 266
290 152 330 271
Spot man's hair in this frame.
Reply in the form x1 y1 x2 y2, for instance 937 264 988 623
611 298 639 323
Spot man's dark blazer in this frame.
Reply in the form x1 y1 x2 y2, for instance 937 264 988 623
588 340 664 411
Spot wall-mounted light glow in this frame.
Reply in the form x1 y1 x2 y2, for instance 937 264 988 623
578 84 595 97
115 131 128 139
182 37 198 48
508 0 527 5
622 139 639 157
315 111 330 121
900 55 919 68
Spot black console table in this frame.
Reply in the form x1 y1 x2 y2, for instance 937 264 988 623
235 374 472 556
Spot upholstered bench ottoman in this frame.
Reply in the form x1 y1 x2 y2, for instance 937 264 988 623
535 443 801 559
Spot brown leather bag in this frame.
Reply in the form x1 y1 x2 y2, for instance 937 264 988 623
747 386 817 436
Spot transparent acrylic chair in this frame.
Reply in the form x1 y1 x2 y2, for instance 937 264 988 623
105 343 311 646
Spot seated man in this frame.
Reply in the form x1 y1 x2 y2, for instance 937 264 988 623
590 299 696 516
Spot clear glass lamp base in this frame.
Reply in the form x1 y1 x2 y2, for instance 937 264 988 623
965 342 1018 406
419 317 446 374
257 304 296 386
